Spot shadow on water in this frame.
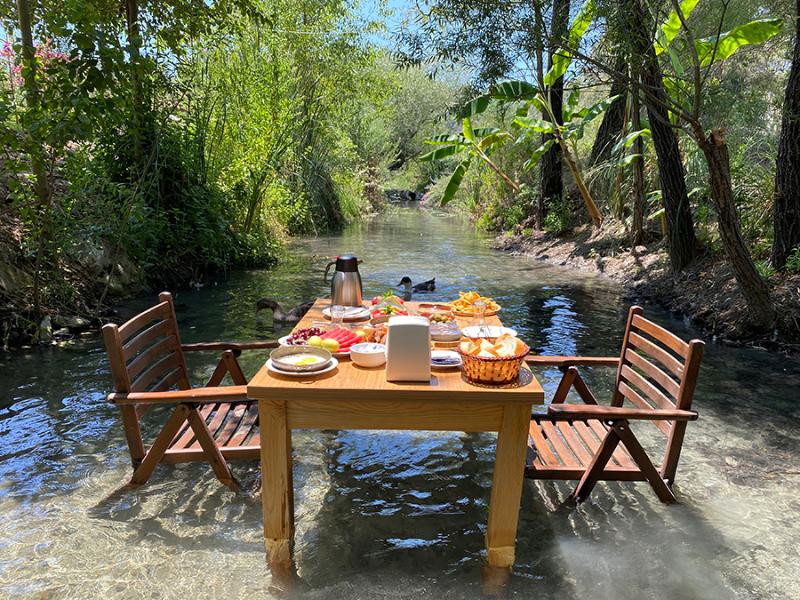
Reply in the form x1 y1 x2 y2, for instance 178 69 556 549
1 205 800 598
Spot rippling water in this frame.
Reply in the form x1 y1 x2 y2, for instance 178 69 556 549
1 206 799 598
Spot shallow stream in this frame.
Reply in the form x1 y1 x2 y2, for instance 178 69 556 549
1 206 799 598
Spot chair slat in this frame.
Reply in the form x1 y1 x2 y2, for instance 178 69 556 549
618 382 671 436
118 302 170 342
123 320 172 361
127 335 179 381
529 422 559 466
130 352 181 392
628 332 684 379
620 365 675 410
151 367 185 393
572 421 620 467
624 349 680 399
631 315 689 358
214 404 251 446
225 404 260 447
540 421 579 467
555 422 593 464
171 403 220 449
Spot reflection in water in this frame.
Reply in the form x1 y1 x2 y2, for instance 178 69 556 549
1 206 799 598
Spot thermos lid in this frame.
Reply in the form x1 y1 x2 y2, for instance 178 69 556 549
336 254 359 272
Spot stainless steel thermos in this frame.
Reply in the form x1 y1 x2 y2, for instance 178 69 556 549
324 254 363 306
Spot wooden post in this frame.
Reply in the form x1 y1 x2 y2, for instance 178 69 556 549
261 398 295 567
485 403 531 568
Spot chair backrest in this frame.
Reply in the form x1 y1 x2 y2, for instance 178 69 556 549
612 306 704 481
102 292 191 395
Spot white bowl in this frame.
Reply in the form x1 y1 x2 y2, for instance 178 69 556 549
349 342 386 368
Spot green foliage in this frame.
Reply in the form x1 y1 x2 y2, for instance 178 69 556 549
695 18 784 67
544 0 596 86
756 260 776 280
544 197 571 235
1 0 440 317
655 0 701 55
786 247 800 274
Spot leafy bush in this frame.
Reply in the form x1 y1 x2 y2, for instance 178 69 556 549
544 197 571 235
756 260 776 280
786 246 800 274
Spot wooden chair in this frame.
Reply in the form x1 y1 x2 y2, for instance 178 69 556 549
102 292 278 491
524 306 704 503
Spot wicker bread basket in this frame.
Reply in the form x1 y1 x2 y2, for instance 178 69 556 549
457 342 530 385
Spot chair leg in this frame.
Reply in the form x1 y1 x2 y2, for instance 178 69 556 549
206 350 248 386
551 367 577 404
130 404 191 486
572 425 620 503
187 406 240 492
611 421 677 504
572 372 599 405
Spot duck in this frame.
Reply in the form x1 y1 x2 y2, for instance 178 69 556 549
397 277 436 294
255 298 315 323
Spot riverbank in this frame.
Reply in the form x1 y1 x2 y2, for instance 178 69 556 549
494 225 800 352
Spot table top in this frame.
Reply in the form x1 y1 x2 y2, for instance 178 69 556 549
247 299 544 405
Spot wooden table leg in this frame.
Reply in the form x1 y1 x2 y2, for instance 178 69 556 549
485 403 531 569
260 398 295 567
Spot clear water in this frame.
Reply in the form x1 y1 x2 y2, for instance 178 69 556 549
1 206 799 599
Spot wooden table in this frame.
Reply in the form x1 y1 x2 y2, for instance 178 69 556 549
247 300 544 570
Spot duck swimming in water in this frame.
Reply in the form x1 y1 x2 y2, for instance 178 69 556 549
255 298 315 323
397 277 436 294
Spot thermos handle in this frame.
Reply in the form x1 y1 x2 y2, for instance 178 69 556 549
323 259 337 283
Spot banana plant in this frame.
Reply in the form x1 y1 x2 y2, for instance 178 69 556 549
423 81 614 227
420 117 516 205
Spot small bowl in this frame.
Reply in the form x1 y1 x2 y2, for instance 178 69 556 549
430 322 462 342
269 345 332 372
461 325 517 341
349 342 387 368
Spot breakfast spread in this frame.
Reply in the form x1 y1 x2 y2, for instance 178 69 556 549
270 290 529 387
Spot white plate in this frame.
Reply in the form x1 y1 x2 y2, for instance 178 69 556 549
431 350 462 369
278 335 350 358
461 326 517 339
266 357 339 378
322 306 371 321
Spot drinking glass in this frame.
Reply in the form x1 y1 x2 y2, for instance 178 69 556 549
331 304 346 328
471 300 488 337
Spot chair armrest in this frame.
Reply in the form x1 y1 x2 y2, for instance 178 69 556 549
545 404 698 421
181 340 279 352
108 385 249 405
526 355 620 367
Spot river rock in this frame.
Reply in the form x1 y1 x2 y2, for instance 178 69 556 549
36 315 53 343
56 315 92 331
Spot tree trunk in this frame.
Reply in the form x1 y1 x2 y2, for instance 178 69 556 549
772 0 800 269
590 56 628 167
125 0 144 169
700 130 775 328
631 81 645 246
16 0 51 315
538 0 570 226
626 0 697 272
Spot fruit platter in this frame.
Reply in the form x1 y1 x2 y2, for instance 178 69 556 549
279 326 360 357
279 325 387 357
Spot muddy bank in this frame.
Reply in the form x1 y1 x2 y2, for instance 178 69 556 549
0 211 147 350
495 225 800 352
